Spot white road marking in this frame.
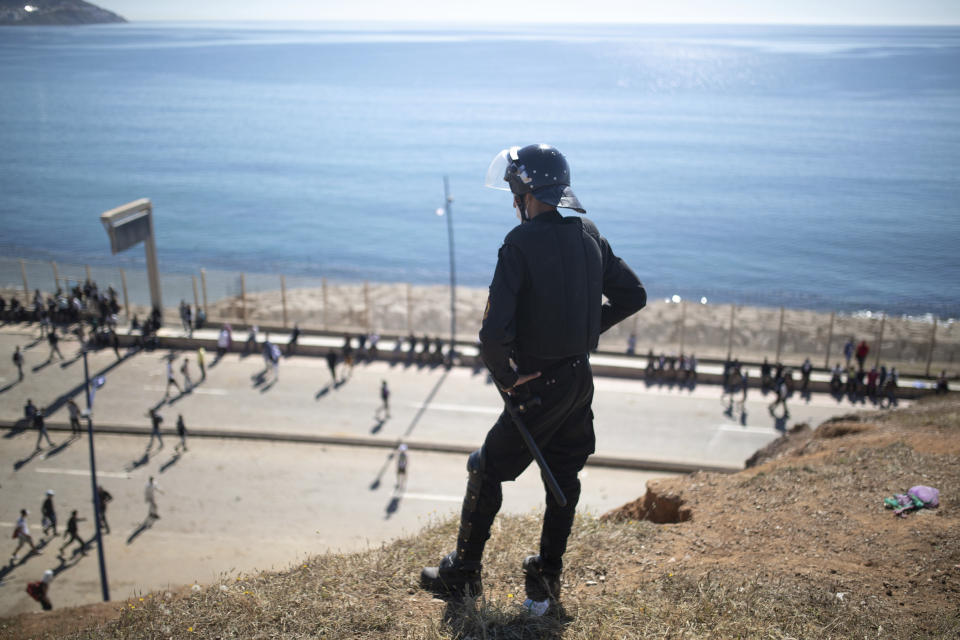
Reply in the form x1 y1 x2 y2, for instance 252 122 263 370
401 492 464 503
35 467 131 479
405 402 500 415
142 386 229 396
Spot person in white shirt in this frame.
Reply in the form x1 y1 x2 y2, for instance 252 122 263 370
145 476 163 520
11 508 40 561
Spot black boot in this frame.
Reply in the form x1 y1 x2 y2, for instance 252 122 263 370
523 555 562 615
420 551 482 598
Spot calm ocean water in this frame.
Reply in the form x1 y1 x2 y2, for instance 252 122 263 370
1 22 958 316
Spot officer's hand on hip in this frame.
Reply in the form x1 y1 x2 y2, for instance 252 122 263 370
503 371 541 394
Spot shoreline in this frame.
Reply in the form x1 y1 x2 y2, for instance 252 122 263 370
2 255 958 322
3 276 957 377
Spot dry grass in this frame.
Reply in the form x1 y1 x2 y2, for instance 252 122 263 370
5 398 960 639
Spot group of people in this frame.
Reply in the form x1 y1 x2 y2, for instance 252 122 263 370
643 350 698 386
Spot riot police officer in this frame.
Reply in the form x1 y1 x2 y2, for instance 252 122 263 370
421 144 646 613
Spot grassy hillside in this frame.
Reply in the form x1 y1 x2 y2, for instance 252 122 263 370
3 397 959 639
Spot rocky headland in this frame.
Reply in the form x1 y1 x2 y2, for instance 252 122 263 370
0 0 125 25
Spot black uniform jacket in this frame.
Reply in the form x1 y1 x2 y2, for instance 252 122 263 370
480 210 646 390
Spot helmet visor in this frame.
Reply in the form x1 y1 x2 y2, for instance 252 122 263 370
483 147 517 191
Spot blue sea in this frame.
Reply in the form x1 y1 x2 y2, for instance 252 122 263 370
1 22 959 316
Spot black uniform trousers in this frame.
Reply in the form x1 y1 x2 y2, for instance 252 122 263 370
462 356 595 574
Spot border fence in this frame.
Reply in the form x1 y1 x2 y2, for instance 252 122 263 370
2 256 956 377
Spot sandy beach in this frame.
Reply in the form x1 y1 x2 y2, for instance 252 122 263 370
3 261 957 376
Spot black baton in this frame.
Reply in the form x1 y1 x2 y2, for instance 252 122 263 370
497 387 568 508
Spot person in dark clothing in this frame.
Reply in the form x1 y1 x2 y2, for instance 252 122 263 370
33 409 54 451
12 345 24 380
46 330 64 362
286 324 301 356
800 358 812 394
325 350 338 383
41 490 57 537
175 414 188 452
58 510 86 558
96 485 112 534
421 144 646 614
147 409 164 450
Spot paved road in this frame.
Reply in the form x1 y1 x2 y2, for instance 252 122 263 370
0 327 878 470
0 324 885 615
0 434 666 616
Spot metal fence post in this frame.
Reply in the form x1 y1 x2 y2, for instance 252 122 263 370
678 300 686 354
20 259 28 301
406 283 413 334
240 273 247 325
726 303 736 361
874 313 886 369
322 277 328 330
363 281 371 332
824 311 835 369
925 316 938 377
119 268 130 319
192 275 200 316
281 275 288 329
775 306 785 363
200 268 209 317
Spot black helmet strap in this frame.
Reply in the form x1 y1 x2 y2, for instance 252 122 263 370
514 194 530 223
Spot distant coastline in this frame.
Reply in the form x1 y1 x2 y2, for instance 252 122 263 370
0 0 125 26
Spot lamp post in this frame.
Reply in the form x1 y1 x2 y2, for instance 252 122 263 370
82 348 110 602
435 176 456 365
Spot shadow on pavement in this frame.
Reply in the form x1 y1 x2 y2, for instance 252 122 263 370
14 447 45 471
40 435 80 460
126 518 154 545
0 380 19 394
401 368 449 439
369 450 396 491
370 417 386 434
3 418 31 439
159 452 182 473
31 359 54 373
385 492 402 519
125 450 152 472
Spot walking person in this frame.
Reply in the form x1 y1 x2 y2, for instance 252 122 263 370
12 345 24 380
46 329 64 362
379 380 391 420
96 485 112 534
768 375 790 419
10 509 40 562
180 357 193 391
145 476 162 520
33 408 55 451
164 358 182 399
175 414 188 452
800 357 813 394
325 350 338 384
147 408 164 450
243 325 258 356
57 510 87 558
41 490 57 537
421 144 646 614
196 346 207 380
286 323 301 356
216 326 231 360
67 398 82 436
395 443 408 491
